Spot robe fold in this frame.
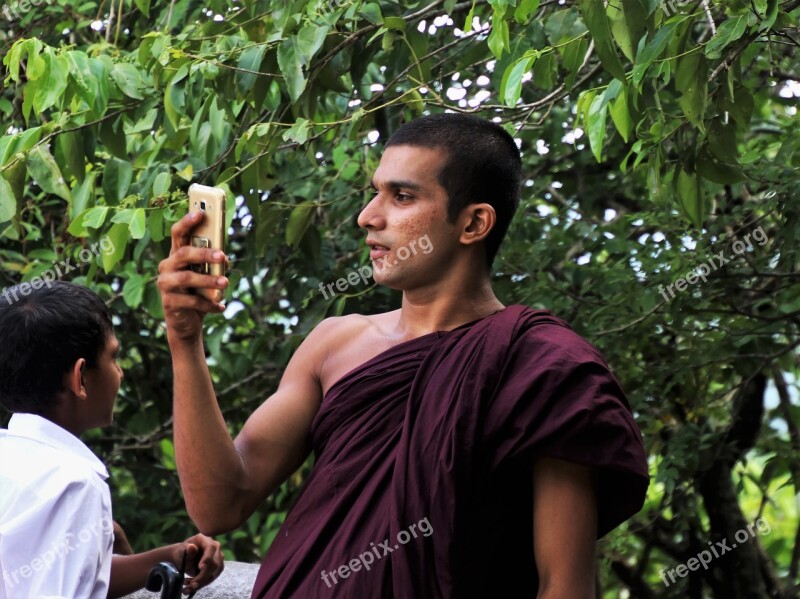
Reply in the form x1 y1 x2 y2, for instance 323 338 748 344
251 305 649 598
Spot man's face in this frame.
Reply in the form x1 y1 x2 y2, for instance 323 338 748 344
83 334 123 427
358 145 458 289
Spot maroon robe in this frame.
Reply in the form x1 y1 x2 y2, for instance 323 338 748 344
251 305 648 598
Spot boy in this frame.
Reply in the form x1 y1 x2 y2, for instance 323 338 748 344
0 281 224 598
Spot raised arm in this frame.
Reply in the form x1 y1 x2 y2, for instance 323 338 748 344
157 212 325 534
532 457 598 599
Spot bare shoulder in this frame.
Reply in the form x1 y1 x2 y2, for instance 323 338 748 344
309 310 400 396
312 310 397 345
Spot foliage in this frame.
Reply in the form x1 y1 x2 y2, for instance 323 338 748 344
1 0 798 595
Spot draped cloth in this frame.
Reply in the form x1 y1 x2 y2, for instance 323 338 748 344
251 305 649 598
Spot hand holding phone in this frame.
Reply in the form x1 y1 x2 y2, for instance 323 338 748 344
188 184 226 303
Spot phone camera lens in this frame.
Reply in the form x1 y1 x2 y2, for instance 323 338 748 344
200 201 206 210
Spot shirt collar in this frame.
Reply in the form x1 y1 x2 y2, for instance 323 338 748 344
6 413 109 480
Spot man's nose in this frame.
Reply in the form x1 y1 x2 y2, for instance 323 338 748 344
357 195 385 230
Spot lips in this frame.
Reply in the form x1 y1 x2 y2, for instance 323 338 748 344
366 239 390 261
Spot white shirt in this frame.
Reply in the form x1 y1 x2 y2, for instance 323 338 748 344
0 414 113 599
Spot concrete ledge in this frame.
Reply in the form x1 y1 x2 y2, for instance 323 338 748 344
123 560 260 599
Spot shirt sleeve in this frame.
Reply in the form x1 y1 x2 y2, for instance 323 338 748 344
484 320 650 537
1 476 113 599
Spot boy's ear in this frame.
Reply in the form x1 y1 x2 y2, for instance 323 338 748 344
65 358 88 399
459 203 496 245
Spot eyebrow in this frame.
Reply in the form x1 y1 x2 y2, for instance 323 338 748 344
370 179 424 192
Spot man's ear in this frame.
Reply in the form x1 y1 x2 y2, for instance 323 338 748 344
65 358 88 399
459 203 496 246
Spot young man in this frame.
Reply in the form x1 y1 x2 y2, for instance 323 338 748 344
0 281 224 599
157 114 649 597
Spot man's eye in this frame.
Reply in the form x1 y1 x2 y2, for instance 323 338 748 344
396 193 413 202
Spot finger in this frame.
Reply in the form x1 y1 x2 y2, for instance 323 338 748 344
191 544 223 588
170 211 205 253
158 268 228 295
161 291 227 315
161 246 227 273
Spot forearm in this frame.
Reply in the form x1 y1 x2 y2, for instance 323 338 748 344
108 545 179 599
169 337 249 532
536 575 595 599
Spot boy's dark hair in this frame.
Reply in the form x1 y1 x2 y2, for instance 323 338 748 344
385 113 522 268
0 281 113 415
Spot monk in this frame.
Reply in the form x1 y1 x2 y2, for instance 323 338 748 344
157 113 649 598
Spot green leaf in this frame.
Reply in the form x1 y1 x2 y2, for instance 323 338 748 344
696 144 745 184
111 208 136 225
148 208 165 243
26 144 72 201
33 50 68 114
56 131 85 184
129 208 147 239
111 63 145 100
163 64 188 129
277 38 307 103
153 171 171 196
609 84 632 142
102 223 129 272
608 0 646 62
99 117 128 160
122 274 147 308
359 2 383 24
676 168 704 228
2 159 25 205
0 176 16 223
283 118 311 145
760 0 778 31
515 0 540 23
579 0 627 81
632 21 679 89
560 36 589 87
23 38 45 80
134 0 151 17
70 172 95 221
285 202 315 247
533 51 557 90
236 44 267 96
256 202 282 254
65 50 95 109
464 1 477 32
587 92 609 162
298 25 329 65
159 438 176 470
102 158 133 204
83 206 110 229
675 53 708 131
488 12 510 59
705 15 748 59
503 50 537 106
545 8 585 45
384 16 406 31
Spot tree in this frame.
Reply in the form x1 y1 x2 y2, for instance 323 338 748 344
1 0 798 595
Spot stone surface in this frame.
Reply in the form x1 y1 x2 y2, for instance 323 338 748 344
123 560 260 599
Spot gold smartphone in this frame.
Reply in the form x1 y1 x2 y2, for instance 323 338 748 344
188 184 226 303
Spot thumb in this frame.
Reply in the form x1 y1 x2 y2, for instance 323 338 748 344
184 543 200 571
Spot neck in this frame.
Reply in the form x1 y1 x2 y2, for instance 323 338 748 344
396 271 504 338
44 398 88 438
